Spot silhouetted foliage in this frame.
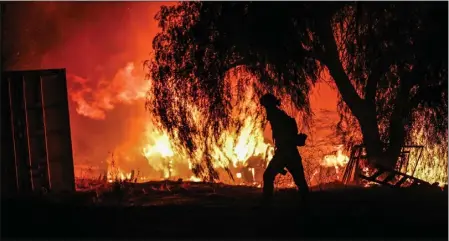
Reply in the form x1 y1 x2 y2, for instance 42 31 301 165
333 3 448 167
147 2 325 180
148 2 447 179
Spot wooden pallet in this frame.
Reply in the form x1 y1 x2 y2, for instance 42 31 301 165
342 145 428 188
359 165 431 188
341 145 365 185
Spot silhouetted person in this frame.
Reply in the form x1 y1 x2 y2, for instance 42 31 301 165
260 93 310 205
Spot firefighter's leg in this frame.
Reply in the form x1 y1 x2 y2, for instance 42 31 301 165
286 154 310 200
263 155 283 200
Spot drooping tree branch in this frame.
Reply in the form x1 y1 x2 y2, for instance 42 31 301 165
149 2 447 181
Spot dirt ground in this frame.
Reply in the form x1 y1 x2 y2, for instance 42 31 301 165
2 181 447 240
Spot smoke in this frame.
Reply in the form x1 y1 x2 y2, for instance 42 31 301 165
68 62 150 120
3 2 342 179
3 2 168 169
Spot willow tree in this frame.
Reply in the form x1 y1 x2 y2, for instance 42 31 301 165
148 2 447 179
333 3 447 176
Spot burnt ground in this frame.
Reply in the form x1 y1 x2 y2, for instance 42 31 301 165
1 181 448 240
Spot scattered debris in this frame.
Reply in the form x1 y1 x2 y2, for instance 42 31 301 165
359 166 433 188
342 145 443 190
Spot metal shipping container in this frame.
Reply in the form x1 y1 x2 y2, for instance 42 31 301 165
1 69 75 194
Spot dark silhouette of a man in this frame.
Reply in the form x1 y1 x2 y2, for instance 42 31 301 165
260 93 310 204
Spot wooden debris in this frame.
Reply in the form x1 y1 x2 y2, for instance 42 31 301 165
342 145 442 190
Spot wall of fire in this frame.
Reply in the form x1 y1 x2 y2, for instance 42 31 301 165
1 69 75 194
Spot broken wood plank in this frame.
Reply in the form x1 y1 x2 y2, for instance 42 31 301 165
383 172 397 184
368 169 384 180
394 176 409 187
359 174 392 187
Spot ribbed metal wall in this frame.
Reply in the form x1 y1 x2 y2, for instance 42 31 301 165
2 69 75 194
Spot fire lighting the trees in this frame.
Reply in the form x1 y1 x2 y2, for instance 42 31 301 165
71 60 447 188
7 2 444 189
71 61 351 186
70 61 447 188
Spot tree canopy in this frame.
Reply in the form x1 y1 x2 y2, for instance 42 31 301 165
148 2 447 181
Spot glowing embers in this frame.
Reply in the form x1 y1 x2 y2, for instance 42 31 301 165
309 145 351 185
320 145 350 169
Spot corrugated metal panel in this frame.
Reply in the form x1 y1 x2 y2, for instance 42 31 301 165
1 75 19 194
8 74 34 192
40 70 75 192
23 73 50 191
2 69 75 193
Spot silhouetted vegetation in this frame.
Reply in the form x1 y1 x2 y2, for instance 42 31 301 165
148 2 447 179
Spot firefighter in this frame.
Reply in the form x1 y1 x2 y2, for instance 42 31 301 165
260 93 310 204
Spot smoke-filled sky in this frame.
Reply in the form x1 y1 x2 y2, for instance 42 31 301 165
3 2 169 168
4 2 165 71
3 2 339 172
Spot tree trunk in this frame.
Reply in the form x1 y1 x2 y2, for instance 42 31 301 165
318 20 407 171
383 93 410 169
357 106 407 170
358 114 385 166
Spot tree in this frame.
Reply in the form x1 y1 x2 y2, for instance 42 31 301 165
148 2 447 179
332 3 447 171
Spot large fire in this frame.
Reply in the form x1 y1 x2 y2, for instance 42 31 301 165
4 2 446 189
71 61 358 188
71 61 351 186
89 62 276 184
70 38 447 190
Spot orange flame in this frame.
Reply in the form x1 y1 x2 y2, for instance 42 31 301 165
73 61 446 188
75 62 275 184
320 145 350 168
